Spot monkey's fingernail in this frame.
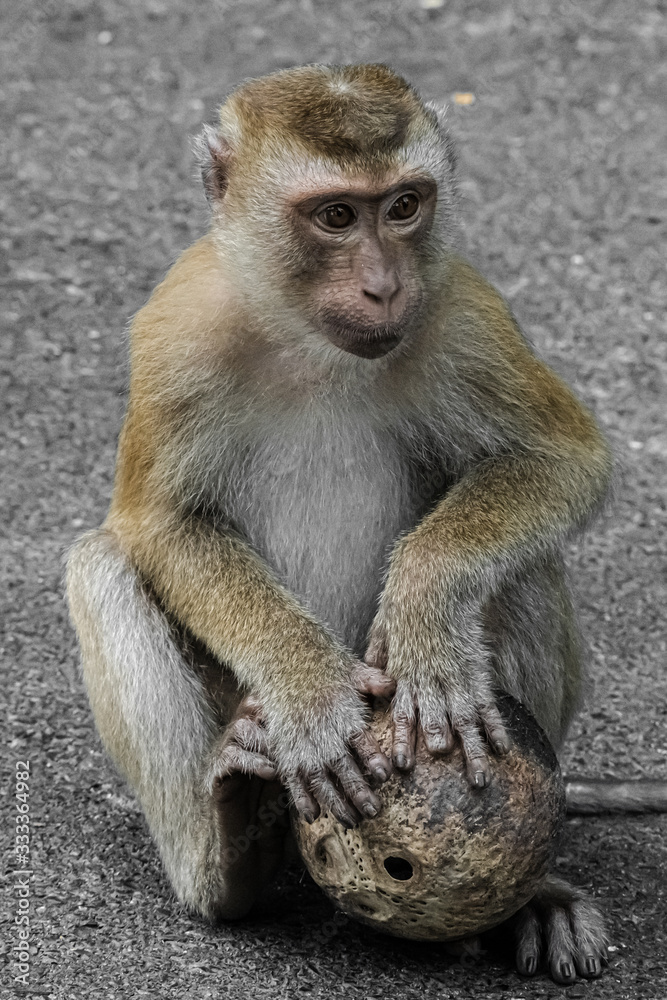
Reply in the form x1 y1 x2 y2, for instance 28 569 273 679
495 740 510 754
585 957 599 976
362 802 378 818
303 810 315 824
473 771 487 788
395 753 408 770
524 955 537 975
374 766 388 782
560 962 573 981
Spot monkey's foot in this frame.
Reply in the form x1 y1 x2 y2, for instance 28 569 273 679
205 694 277 798
203 697 292 914
513 877 608 984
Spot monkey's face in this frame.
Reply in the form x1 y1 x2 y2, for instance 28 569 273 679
197 64 458 360
288 176 437 359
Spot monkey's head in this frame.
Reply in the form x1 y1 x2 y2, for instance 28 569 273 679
196 64 457 361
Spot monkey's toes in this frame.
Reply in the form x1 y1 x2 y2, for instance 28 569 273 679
514 884 608 984
351 660 395 698
205 710 278 794
208 747 277 796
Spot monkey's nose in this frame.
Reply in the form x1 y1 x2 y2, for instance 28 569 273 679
362 270 400 305
361 269 402 319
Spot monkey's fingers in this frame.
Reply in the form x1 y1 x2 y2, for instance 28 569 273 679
330 754 382 820
419 704 456 756
349 729 392 783
453 714 492 788
363 629 389 672
307 766 359 829
478 702 511 755
351 661 396 699
287 773 320 825
390 683 418 771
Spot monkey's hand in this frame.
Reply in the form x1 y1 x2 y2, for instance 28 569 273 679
365 595 510 788
267 661 394 828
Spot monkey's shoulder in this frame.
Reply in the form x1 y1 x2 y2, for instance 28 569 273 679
441 256 531 357
130 236 233 353
432 257 605 446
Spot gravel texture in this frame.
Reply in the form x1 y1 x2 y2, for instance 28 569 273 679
1 2 666 998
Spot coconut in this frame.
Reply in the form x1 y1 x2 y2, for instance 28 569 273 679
293 695 564 941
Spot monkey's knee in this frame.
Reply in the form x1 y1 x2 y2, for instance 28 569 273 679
66 528 133 661
66 531 289 920
66 526 123 592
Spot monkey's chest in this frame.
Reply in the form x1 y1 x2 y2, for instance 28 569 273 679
227 434 419 654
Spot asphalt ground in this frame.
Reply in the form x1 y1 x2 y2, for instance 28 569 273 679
1 2 666 998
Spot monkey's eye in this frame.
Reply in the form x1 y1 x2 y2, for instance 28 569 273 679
318 203 356 230
387 193 420 221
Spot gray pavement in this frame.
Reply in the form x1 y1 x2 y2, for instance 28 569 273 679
2 2 665 997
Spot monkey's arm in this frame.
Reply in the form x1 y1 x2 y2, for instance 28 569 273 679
367 272 612 783
107 429 392 826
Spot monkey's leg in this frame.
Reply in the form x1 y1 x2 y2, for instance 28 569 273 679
484 553 583 748
512 876 608 983
66 529 290 920
484 560 606 981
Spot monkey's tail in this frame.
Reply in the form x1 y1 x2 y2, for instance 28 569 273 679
564 778 667 815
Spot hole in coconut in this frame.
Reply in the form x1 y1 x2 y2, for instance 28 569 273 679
316 844 330 866
357 903 375 915
383 856 413 881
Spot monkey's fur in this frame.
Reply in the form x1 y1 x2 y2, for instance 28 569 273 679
67 64 611 982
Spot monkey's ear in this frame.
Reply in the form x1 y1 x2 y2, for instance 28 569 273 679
425 100 448 128
193 124 234 203
425 101 457 173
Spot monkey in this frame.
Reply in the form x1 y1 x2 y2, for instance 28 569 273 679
66 63 616 984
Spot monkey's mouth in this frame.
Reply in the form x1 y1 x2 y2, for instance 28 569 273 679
321 319 404 359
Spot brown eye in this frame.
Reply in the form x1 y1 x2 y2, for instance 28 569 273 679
388 193 419 221
319 203 356 229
